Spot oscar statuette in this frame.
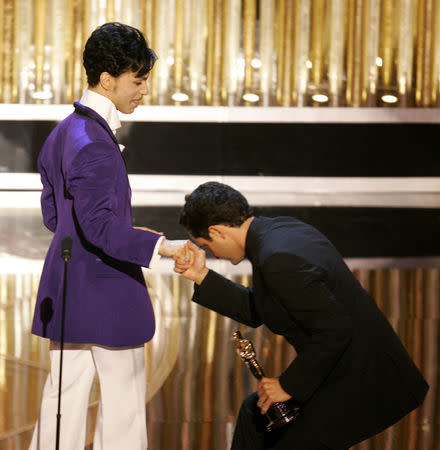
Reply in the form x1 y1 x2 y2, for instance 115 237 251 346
232 330 301 432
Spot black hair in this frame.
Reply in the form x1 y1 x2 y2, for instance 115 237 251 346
179 182 253 240
83 22 157 87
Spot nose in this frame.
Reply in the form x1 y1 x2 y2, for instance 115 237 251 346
140 79 149 96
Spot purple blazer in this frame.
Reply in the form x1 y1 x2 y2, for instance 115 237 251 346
31 102 161 347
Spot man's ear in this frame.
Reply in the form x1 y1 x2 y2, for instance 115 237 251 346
99 72 114 91
208 225 226 240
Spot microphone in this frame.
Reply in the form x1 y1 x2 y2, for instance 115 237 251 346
61 236 73 262
57 235 73 449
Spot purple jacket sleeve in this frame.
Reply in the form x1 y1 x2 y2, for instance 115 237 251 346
65 140 161 267
39 162 57 233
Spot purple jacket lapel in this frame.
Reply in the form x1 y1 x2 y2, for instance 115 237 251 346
73 102 119 146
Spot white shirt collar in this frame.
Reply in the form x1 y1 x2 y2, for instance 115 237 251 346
79 89 125 152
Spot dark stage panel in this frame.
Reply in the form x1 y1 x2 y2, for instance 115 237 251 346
1 120 440 176
132 206 440 258
1 206 439 261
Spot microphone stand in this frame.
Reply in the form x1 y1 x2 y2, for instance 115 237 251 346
56 236 72 450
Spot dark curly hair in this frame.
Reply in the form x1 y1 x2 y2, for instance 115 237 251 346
179 182 253 240
83 22 157 87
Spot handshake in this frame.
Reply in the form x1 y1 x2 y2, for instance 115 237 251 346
159 238 208 286
135 226 208 285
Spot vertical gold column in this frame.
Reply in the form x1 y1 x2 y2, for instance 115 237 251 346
407 268 424 450
362 0 380 105
415 0 435 106
34 0 47 101
51 0 67 104
106 0 115 22
243 0 256 101
415 0 424 105
397 0 416 106
88 0 106 35
206 0 223 105
259 0 275 106
66 0 75 102
188 0 207 105
221 0 241 105
310 0 326 89
120 0 140 29
80 0 89 93
416 269 438 450
141 0 154 43
328 0 345 106
141 0 154 105
67 0 86 100
276 0 294 106
11 0 18 102
380 0 396 90
65 0 87 101
15 0 31 103
346 0 364 106
174 0 185 97
425 0 437 106
292 0 311 106
2 0 16 102
388 269 401 332
434 0 440 106
0 273 6 392
275 0 285 105
0 0 4 101
151 0 172 104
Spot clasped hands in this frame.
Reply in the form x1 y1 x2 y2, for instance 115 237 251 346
173 241 209 285
135 226 193 267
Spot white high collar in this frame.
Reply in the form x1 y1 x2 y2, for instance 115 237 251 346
79 88 125 152
79 88 121 136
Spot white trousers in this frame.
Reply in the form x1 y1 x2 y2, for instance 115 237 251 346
29 343 147 450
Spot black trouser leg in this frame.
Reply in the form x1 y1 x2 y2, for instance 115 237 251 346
231 392 348 450
231 393 266 450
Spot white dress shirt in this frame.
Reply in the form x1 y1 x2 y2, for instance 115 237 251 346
79 89 164 268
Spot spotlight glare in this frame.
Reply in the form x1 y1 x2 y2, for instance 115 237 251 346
32 91 53 100
172 92 189 102
381 94 398 104
306 60 313 69
251 58 262 69
312 93 328 103
242 93 259 103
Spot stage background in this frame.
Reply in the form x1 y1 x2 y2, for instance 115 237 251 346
1 1 439 449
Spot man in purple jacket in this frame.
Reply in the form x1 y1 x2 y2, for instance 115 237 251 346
29 23 189 450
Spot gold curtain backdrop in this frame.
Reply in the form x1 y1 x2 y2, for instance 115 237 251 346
0 0 439 107
0 265 439 449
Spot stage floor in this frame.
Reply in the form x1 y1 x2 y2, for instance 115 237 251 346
1 259 438 450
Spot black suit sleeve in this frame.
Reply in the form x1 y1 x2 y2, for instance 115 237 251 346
263 254 352 403
192 269 263 328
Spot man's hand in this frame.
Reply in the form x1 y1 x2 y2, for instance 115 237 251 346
173 241 209 285
159 239 191 260
257 377 292 414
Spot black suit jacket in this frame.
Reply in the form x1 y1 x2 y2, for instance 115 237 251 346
193 216 428 449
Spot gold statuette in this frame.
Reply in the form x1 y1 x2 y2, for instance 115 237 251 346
233 330 301 432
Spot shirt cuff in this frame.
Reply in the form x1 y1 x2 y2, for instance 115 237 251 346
149 236 164 269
